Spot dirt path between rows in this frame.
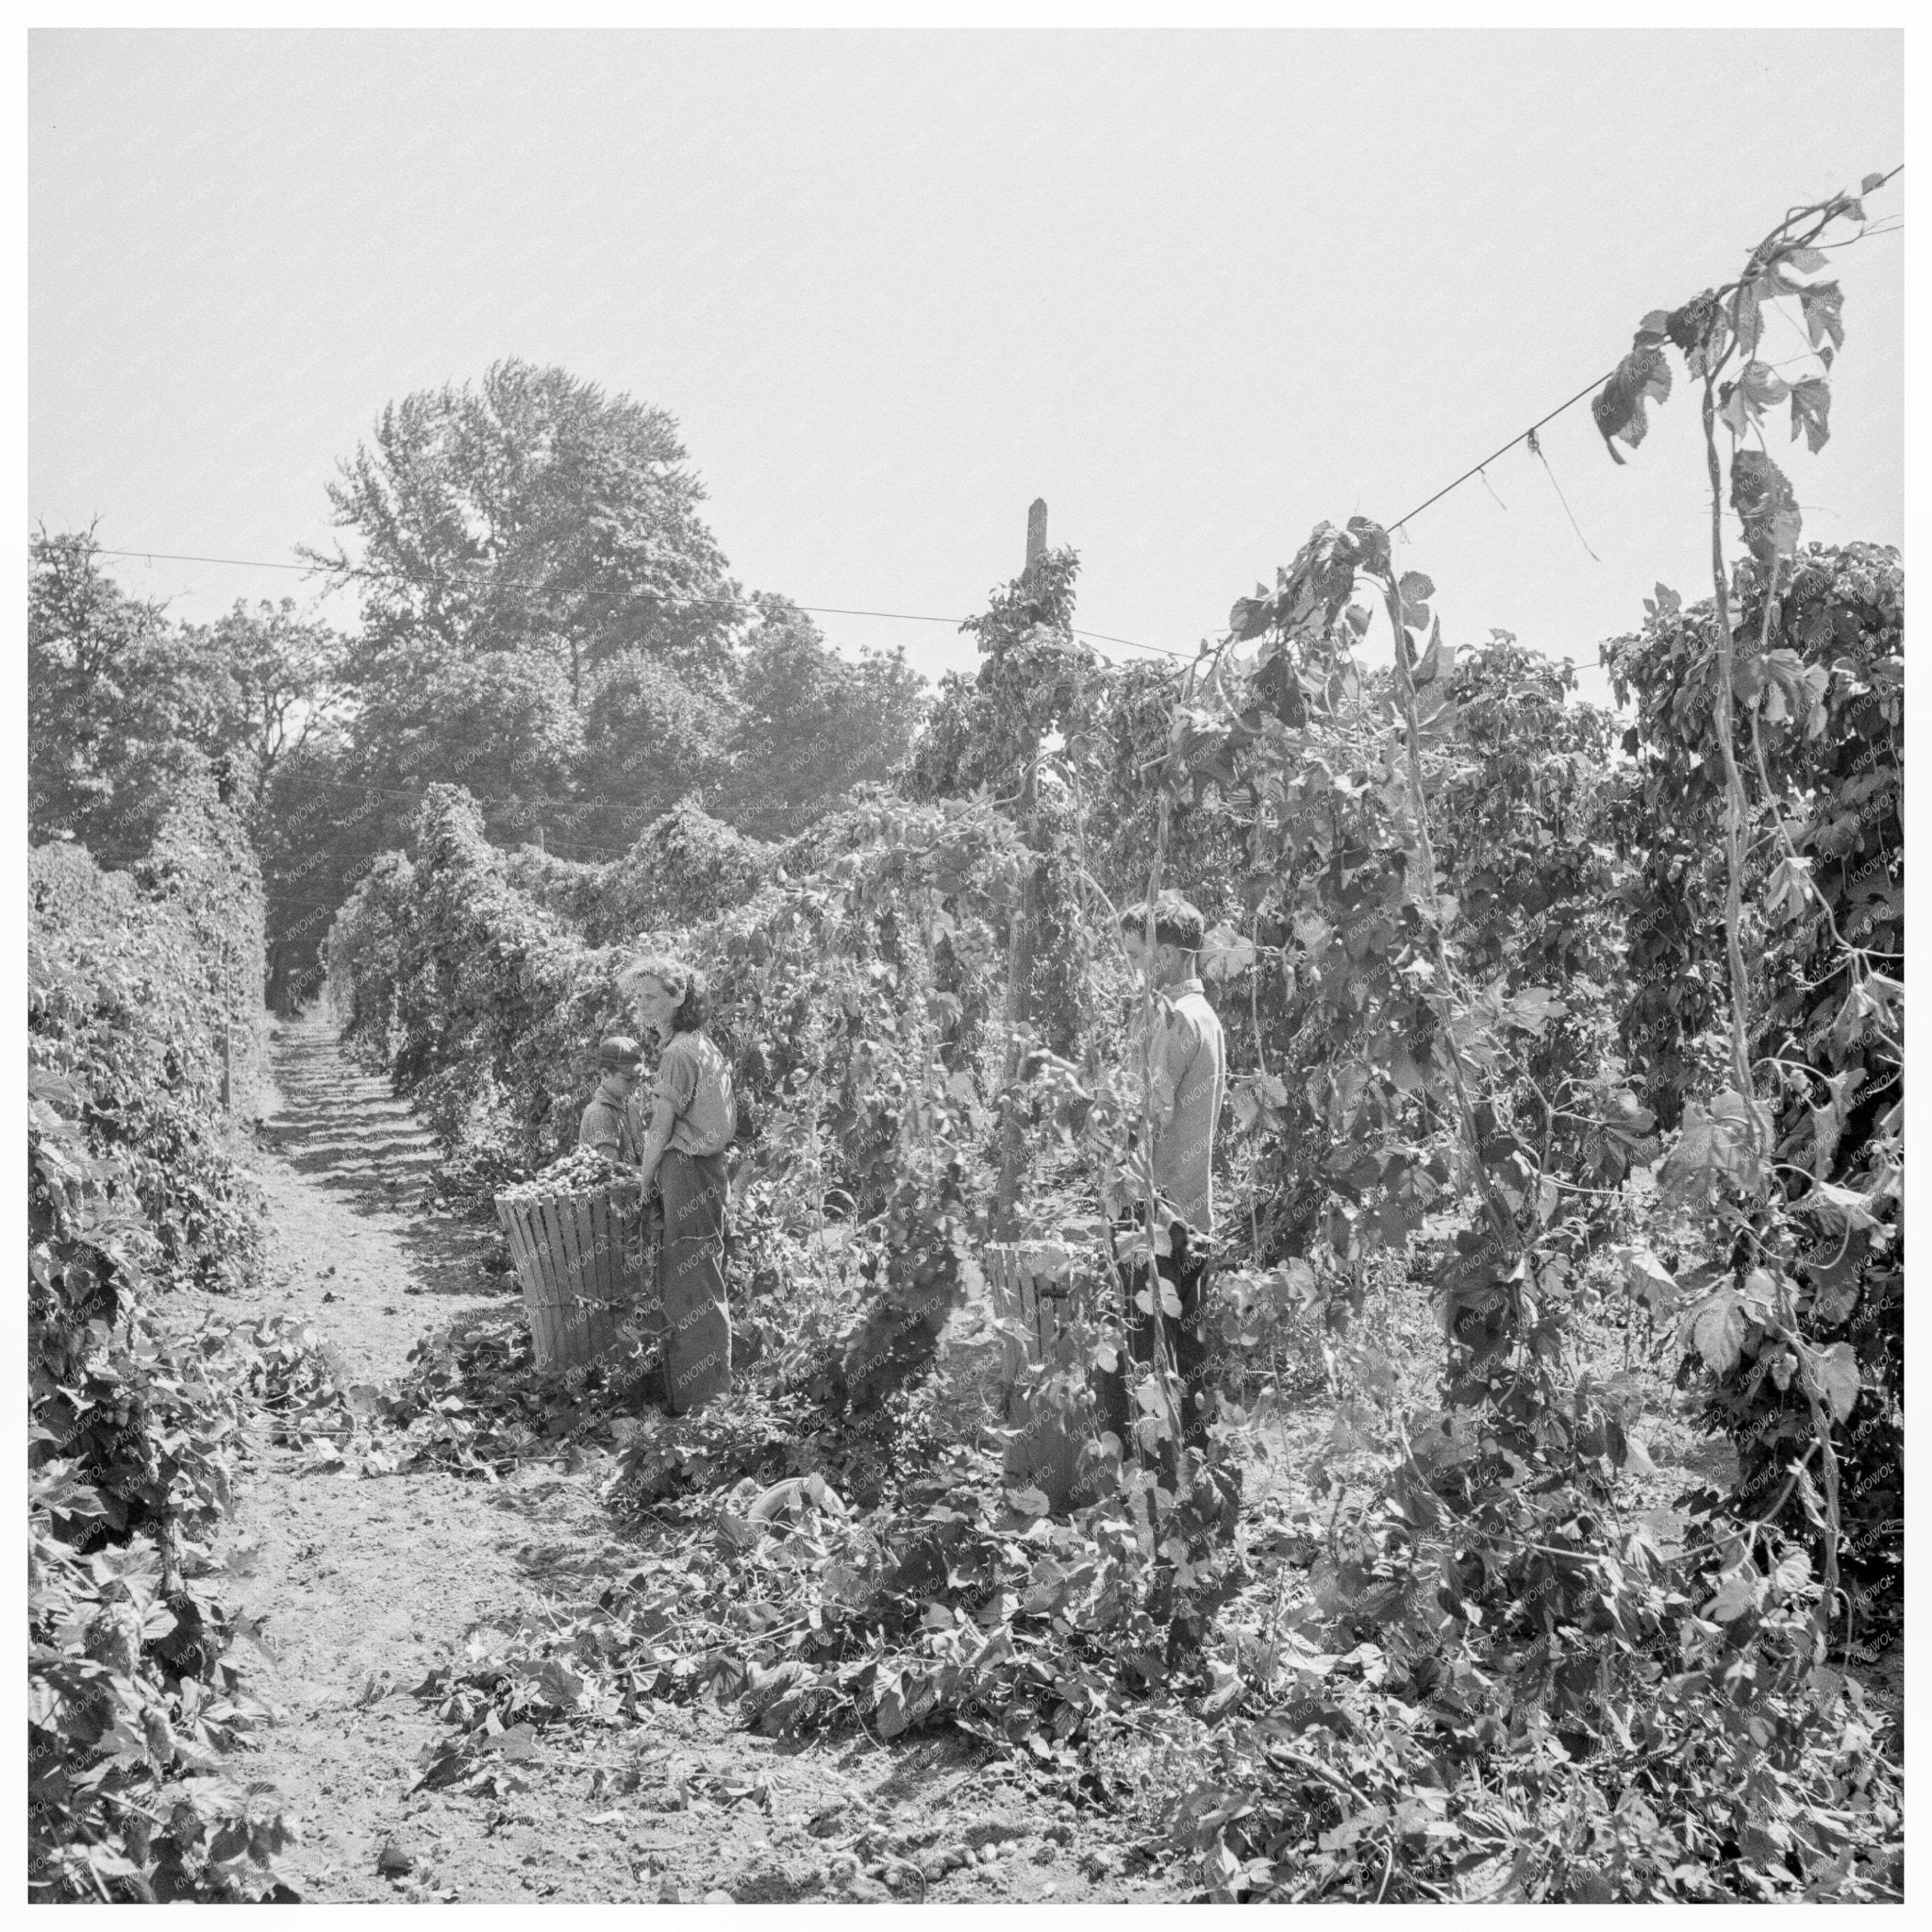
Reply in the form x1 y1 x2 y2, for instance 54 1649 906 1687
214 1014 1174 1904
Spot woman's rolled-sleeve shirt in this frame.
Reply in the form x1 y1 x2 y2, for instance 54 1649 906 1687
655 1030 738 1158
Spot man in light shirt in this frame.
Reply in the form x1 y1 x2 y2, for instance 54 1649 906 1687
1104 891 1226 1463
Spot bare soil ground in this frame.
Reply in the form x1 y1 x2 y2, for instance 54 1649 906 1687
210 1015 1179 1904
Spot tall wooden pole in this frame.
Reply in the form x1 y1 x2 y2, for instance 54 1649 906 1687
994 500 1048 1240
220 928 233 1112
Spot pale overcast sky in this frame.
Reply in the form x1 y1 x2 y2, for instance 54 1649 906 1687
30 30 1903 708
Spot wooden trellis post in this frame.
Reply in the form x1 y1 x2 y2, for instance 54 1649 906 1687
993 499 1048 1239
220 928 234 1111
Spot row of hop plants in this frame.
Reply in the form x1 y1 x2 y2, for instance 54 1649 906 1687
1080 510 1900 1618
324 782 1061 1407
321 509 1901 1899
28 787 326 1900
1178 192 1910 1802
1026 518 1902 1899
497 795 782 948
979 509 1903 1893
1602 541 1903 1632
1576 186 1905 1648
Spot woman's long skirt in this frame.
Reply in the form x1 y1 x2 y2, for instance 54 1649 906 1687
658 1148 732 1414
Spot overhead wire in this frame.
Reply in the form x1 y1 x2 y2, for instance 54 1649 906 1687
1386 165 1900 538
79 162 1902 685
92 547 1200 665
1387 368 1620 541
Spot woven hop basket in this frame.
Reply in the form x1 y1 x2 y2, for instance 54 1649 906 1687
495 1156 659 1371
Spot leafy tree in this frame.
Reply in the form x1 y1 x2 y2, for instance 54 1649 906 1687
575 649 734 851
349 652 586 847
712 595 926 835
308 358 739 698
28 530 228 855
29 536 353 1011
256 649 587 1013
258 727 381 1014
176 598 347 808
297 362 927 904
169 600 354 1011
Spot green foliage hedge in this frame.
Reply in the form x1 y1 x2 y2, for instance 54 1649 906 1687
326 783 1029 1405
312 530 1906 1900
28 793 301 1901
328 784 1020 1190
30 787 268 1291
499 799 778 948
1605 543 1904 1624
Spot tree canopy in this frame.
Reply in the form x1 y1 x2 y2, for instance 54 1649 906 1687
712 595 926 833
308 358 740 697
32 361 937 1008
29 532 345 857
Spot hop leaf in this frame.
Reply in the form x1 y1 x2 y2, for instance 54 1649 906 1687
1812 1341 1860 1424
1618 1245 1676 1318
1790 377 1832 453
1199 923 1256 983
1798 280 1845 363
1503 986 1567 1037
1806 1180 1882 1232
1762 855 1814 924
1730 450 1803 565
1665 291 1724 377
1772 1548 1813 1596
1682 1289 1747 1376
1592 341 1673 461
1228 594 1274 641
1706 1566 1761 1622
1199 1661 1246 1721
1659 1097 1762 1207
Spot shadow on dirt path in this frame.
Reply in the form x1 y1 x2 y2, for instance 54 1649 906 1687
218 1013 1167 1904
256 1024 493 1306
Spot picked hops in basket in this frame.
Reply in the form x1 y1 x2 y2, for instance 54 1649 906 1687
496 1146 645 1210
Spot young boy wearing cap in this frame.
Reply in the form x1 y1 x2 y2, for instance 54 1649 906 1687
578 1036 644 1162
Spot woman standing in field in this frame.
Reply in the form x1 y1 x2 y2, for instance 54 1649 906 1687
618 954 737 1414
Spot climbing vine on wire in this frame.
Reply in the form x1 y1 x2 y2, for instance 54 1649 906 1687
1589 170 1904 1641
